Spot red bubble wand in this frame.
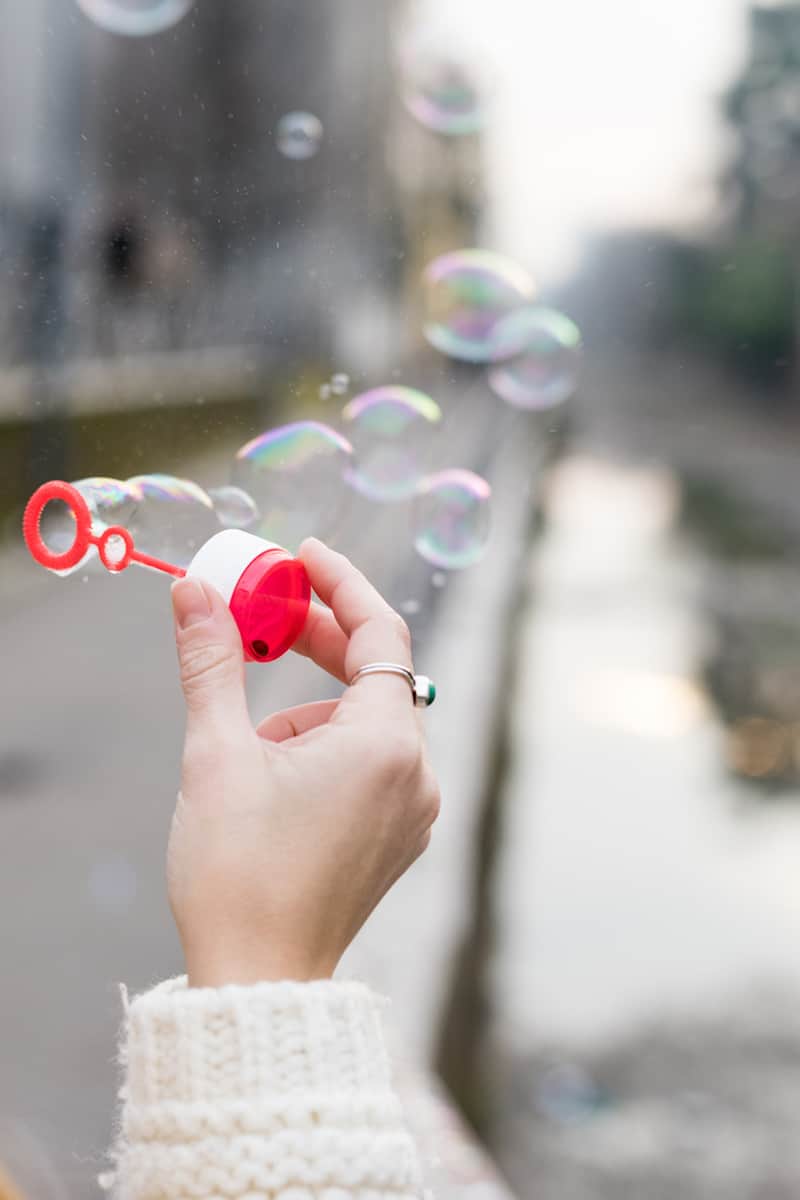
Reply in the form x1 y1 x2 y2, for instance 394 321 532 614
23 480 311 662
24 480 186 577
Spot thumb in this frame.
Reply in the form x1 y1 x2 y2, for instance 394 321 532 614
171 577 250 733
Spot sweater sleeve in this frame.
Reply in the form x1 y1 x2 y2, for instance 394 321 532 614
108 976 425 1200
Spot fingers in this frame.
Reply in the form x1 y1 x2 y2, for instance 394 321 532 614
299 538 415 714
290 601 349 683
256 699 339 743
171 578 250 737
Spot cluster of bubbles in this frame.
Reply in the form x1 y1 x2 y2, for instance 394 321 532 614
67 0 582 583
50 386 494 576
47 252 580 580
319 372 350 402
422 248 583 410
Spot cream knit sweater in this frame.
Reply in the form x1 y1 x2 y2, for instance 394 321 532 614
108 977 425 1199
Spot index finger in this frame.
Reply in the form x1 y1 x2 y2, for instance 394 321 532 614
299 538 416 714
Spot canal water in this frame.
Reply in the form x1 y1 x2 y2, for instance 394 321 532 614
489 451 800 1197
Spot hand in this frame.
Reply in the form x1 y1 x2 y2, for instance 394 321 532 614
166 537 441 987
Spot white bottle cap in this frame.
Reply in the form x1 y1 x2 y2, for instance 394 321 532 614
185 529 281 604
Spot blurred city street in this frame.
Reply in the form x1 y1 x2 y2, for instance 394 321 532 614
6 0 800 1198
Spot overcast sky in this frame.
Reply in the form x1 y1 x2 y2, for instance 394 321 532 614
412 0 751 285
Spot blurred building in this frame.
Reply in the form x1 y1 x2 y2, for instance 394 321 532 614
0 0 414 374
724 2 800 234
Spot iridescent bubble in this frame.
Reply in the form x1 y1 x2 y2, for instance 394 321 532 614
125 474 217 567
404 61 484 136
331 372 350 396
422 250 535 363
234 421 353 548
413 469 491 569
74 0 194 36
276 111 324 161
488 307 582 409
342 386 442 502
208 485 260 530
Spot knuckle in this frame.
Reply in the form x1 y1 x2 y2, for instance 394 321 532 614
380 730 422 780
421 776 441 827
387 609 412 652
413 829 433 863
180 639 235 692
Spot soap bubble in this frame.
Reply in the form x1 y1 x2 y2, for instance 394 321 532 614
74 0 194 36
342 386 443 502
422 250 535 363
234 421 353 548
73 477 139 520
319 383 333 401
331 372 350 396
208 485 260 530
488 307 582 409
413 469 491 569
125 474 218 567
401 599 422 616
276 111 324 160
432 571 448 589
404 60 484 136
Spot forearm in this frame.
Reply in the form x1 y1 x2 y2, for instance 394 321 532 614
109 977 424 1199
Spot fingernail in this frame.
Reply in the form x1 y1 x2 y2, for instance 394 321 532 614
172 578 212 630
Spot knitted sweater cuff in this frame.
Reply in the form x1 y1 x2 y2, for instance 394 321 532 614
112 976 423 1198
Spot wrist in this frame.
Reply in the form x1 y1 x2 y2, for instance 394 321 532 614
184 945 338 988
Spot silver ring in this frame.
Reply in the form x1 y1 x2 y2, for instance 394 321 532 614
348 662 437 708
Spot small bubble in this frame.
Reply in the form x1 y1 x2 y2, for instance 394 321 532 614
75 0 194 36
208 485 259 530
330 372 350 396
400 599 421 615
276 111 324 160
319 383 332 401
432 571 448 588
404 59 484 136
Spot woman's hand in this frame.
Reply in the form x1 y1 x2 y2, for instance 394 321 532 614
166 537 440 988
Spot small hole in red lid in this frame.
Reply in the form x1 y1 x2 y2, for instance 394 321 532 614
251 640 270 658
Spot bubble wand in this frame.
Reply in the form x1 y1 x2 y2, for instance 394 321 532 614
23 480 311 662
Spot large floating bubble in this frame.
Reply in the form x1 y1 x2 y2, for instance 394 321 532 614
342 386 443 502
74 0 194 36
125 474 218 567
276 111 324 160
422 249 535 363
234 421 353 548
413 469 491 569
488 307 582 409
404 61 484 136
